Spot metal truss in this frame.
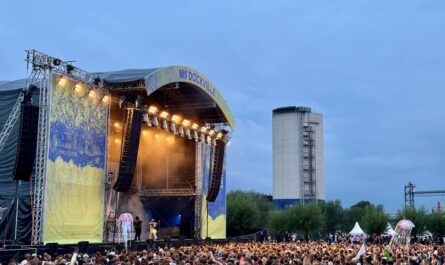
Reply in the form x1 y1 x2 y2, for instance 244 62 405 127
0 66 43 154
194 143 203 239
104 80 146 92
23 49 100 244
25 50 99 85
137 188 195 197
0 91 25 154
31 68 51 245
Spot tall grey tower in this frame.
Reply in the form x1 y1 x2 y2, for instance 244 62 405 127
272 106 324 208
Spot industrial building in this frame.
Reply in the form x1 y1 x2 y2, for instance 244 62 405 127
272 106 324 208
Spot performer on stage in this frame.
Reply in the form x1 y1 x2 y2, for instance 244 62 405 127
134 216 142 241
148 219 158 240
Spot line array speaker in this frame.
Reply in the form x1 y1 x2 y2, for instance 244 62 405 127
113 109 143 192
12 103 39 181
206 140 225 202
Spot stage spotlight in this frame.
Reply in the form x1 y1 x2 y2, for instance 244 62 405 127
178 126 185 137
185 128 191 139
113 122 121 128
142 112 149 123
200 126 207 134
161 119 168 131
182 119 191 128
74 83 82 92
114 138 121 144
160 111 169 119
191 123 199 131
66 64 74 74
58 77 67 86
102 95 110 103
208 129 215 136
152 116 159 127
171 115 181 124
170 122 177 134
88 89 96 98
148 106 158 114
216 132 224 140
53 58 62 66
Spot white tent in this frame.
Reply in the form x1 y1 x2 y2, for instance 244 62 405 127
349 222 367 235
383 222 395 236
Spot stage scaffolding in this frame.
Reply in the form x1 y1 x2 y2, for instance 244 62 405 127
17 50 101 244
0 50 232 244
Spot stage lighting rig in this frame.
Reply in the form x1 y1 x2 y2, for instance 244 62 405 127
159 111 170 131
119 96 143 109
182 119 191 139
53 58 62 66
170 115 181 135
178 126 185 137
66 64 74 74
152 116 159 127
142 112 149 123
93 77 102 86
119 96 128 109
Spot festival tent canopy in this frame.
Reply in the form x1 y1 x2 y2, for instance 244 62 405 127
349 222 367 235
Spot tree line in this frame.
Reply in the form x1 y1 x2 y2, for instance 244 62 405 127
227 190 445 240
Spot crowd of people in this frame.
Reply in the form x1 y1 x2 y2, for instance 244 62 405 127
6 241 445 265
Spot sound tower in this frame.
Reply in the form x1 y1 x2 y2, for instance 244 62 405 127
12 100 39 181
113 109 143 192
206 140 226 202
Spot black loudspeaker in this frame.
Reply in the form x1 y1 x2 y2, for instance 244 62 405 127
113 109 143 192
46 243 59 254
206 140 226 202
12 103 39 181
78 241 89 253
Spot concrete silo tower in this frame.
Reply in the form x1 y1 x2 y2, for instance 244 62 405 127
272 106 324 208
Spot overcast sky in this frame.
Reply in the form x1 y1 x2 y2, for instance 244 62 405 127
1 1 444 211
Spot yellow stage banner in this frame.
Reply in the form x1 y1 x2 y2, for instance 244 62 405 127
43 77 108 244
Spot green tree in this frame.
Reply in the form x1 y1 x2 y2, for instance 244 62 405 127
227 196 261 235
361 205 388 235
285 203 325 241
269 210 288 236
227 190 274 229
427 211 445 240
343 201 372 232
319 200 345 233
397 207 428 236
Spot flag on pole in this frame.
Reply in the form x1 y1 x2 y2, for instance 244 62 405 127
354 243 366 260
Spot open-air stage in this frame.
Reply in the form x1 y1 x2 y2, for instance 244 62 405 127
0 50 234 258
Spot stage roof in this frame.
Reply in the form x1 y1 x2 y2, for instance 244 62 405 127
97 66 234 129
0 66 234 129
